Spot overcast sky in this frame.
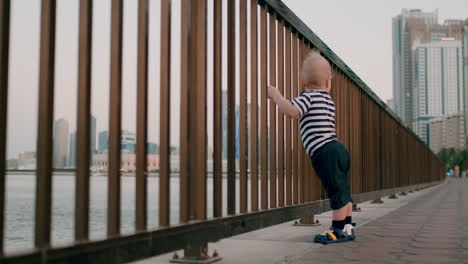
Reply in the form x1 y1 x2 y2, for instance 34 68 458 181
6 0 468 159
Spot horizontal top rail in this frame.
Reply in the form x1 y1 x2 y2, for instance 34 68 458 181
261 0 430 149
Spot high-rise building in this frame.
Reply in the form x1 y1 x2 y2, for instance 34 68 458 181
98 130 141 154
463 20 468 140
413 40 464 144
121 130 136 154
68 131 76 168
91 115 97 155
429 113 465 153
98 130 108 153
392 9 463 128
53 118 69 168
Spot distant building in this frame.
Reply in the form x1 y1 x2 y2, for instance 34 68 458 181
91 115 97 155
18 152 36 170
97 130 156 155
91 154 179 172
412 40 464 144
53 119 69 168
6 159 18 170
68 131 76 168
121 130 136 154
429 113 465 153
147 142 158 154
98 130 108 153
463 20 468 140
392 9 463 128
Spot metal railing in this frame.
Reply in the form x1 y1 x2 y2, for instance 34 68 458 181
0 0 444 263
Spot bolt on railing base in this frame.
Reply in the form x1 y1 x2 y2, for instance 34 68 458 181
371 198 384 204
409 190 414 193
400 192 408 196
170 244 222 264
294 216 321 226
388 194 398 199
352 203 361 212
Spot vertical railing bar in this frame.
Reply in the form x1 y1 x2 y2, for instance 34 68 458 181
179 0 190 223
304 44 314 203
107 0 123 236
35 0 56 248
0 0 10 254
284 26 292 206
239 0 248 213
292 33 298 204
277 20 284 208
298 38 304 204
268 11 277 209
260 4 268 210
75 0 92 241
250 0 258 212
191 0 208 220
213 0 222 218
135 0 149 231
227 0 236 215
159 0 171 227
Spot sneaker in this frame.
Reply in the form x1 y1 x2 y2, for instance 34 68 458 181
313 226 352 245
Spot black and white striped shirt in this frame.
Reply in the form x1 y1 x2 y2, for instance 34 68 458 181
292 90 337 157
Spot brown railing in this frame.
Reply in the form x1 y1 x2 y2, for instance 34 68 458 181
0 0 444 263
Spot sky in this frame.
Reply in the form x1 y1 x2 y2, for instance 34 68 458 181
5 0 468 159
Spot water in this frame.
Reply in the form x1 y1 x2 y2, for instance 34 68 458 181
5 173 247 253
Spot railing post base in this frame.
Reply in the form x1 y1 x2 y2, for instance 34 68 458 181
371 198 384 204
388 194 398 199
400 191 408 196
170 244 222 264
352 203 361 212
294 216 321 226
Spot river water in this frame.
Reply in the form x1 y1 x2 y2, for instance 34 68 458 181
5 173 244 253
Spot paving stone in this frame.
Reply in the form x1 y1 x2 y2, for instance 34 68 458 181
291 178 467 264
132 178 467 264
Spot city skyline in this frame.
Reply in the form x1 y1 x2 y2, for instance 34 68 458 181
392 9 463 128
5 1 468 159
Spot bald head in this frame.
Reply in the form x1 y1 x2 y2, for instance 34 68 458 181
302 51 332 91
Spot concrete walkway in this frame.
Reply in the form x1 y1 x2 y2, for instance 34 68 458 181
134 178 465 264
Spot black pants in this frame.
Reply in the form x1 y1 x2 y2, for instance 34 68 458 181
311 140 353 210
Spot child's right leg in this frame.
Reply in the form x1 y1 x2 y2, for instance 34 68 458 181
311 141 355 244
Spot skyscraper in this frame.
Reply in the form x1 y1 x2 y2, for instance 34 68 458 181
98 130 108 153
392 9 463 129
68 131 76 168
463 20 468 140
413 40 464 144
53 118 69 168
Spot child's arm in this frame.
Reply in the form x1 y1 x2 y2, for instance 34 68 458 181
268 85 301 119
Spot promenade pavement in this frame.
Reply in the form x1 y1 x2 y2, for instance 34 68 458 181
135 178 465 264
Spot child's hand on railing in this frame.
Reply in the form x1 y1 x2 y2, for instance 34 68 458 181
268 85 280 101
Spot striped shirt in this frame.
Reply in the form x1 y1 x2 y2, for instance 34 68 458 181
292 89 337 157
